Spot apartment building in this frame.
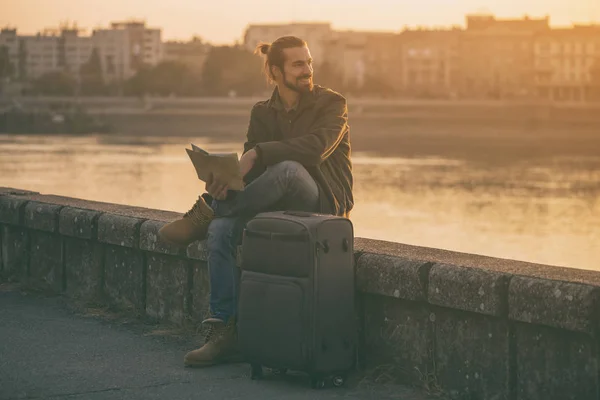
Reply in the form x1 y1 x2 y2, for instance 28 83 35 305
459 14 550 99
534 25 600 102
0 21 163 83
400 28 461 98
243 22 332 65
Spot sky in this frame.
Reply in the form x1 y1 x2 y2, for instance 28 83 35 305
1 0 599 44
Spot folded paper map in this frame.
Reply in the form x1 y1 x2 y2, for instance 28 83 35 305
186 144 245 191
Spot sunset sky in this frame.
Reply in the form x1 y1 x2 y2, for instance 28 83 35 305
1 0 599 44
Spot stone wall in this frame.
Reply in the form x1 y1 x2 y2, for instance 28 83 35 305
1 187 599 400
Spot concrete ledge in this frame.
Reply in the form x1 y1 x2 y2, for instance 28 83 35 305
0 196 29 225
4 190 600 400
515 323 599 400
145 254 190 324
23 202 63 233
97 214 144 248
356 252 431 301
509 276 600 334
1 225 29 281
139 220 183 256
28 232 63 292
428 263 510 317
103 245 145 311
186 240 208 261
64 238 103 301
59 207 102 239
0 187 39 196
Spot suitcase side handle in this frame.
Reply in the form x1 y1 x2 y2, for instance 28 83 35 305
244 229 309 242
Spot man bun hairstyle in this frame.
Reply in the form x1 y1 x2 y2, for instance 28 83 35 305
254 36 307 82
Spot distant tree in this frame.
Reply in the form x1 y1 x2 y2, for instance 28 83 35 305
79 47 105 95
201 45 264 96
32 71 76 96
124 61 202 97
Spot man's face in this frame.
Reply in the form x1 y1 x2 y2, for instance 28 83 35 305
276 46 314 93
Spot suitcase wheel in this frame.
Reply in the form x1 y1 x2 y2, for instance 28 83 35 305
332 375 345 387
250 364 263 380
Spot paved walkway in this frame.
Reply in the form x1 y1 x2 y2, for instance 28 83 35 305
0 284 433 400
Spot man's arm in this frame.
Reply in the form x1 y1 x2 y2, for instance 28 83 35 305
207 104 264 198
254 93 348 167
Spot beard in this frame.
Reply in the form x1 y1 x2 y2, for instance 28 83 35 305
282 71 314 93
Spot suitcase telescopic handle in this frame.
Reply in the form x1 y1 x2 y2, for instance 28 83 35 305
244 229 309 242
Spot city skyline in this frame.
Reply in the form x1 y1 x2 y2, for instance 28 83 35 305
1 0 599 44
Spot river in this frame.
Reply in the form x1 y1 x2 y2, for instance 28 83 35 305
1 130 599 271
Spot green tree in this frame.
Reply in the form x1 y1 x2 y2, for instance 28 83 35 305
79 47 105 95
32 71 76 96
201 45 264 96
124 61 202 97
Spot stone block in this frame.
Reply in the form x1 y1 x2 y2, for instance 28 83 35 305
191 261 210 321
186 240 208 261
23 201 63 232
59 207 102 239
433 308 510 400
103 245 145 311
29 231 63 292
0 196 28 225
362 294 431 384
515 322 599 400
357 252 431 301
139 220 184 256
428 263 510 317
64 238 104 301
97 214 143 248
509 276 600 334
0 225 28 281
145 254 190 324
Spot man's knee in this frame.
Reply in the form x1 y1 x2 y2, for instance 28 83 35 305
267 161 306 179
269 161 305 173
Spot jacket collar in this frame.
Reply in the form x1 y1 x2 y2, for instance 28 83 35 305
267 86 318 112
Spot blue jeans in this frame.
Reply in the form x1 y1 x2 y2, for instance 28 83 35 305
206 161 319 322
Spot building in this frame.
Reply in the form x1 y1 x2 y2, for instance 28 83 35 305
399 28 461 98
364 32 403 95
534 25 600 102
459 14 550 99
58 28 93 76
321 31 368 90
0 20 163 86
91 20 163 82
243 22 332 65
0 28 21 80
163 37 209 75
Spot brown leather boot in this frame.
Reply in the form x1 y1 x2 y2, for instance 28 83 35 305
184 317 242 368
158 195 214 247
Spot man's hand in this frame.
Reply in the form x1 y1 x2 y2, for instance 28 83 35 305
206 173 229 200
239 148 258 178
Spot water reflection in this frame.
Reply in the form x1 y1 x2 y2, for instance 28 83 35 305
1 134 598 271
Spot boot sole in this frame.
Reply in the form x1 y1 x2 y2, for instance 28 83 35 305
157 229 204 248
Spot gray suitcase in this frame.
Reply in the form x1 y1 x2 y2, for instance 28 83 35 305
237 211 356 388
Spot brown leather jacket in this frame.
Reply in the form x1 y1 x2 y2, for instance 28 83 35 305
243 85 354 217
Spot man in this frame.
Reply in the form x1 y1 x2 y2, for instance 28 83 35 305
159 35 354 367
